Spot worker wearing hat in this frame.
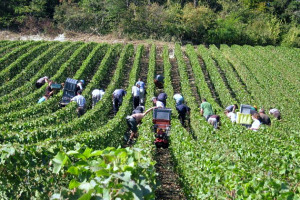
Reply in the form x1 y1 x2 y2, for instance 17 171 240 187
76 80 85 94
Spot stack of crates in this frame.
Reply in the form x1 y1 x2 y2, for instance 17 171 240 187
236 104 252 128
60 78 78 106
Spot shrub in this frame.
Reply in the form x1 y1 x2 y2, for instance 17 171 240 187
182 3 216 43
281 24 300 47
245 12 282 45
207 16 245 45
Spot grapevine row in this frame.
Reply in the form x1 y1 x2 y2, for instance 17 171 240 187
0 42 93 114
0 42 63 96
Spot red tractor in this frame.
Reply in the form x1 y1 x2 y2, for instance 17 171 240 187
152 108 172 148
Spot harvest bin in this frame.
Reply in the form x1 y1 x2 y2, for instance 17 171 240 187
60 78 78 106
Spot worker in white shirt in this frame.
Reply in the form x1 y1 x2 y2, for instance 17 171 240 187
249 112 261 131
152 97 165 108
71 90 86 117
135 78 146 105
92 89 105 108
224 109 237 123
132 84 140 109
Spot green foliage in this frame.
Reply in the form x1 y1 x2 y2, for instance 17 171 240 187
281 24 300 47
0 41 40 71
0 0 59 28
0 41 78 106
51 146 156 200
245 13 282 45
208 16 245 45
0 41 299 199
0 42 93 115
0 42 53 86
182 3 216 42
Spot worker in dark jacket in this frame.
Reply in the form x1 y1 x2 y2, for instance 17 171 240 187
157 92 167 107
112 89 126 115
45 80 54 99
259 108 271 125
176 103 190 127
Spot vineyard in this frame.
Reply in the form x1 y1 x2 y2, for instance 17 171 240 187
0 40 299 199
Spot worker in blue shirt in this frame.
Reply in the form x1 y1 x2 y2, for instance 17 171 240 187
71 90 86 117
173 93 184 106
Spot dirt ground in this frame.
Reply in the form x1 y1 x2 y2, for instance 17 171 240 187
0 30 175 48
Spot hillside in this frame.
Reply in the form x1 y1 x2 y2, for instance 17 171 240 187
0 40 299 199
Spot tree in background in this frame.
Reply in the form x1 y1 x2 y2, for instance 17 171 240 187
182 3 216 43
0 0 59 29
0 0 298 47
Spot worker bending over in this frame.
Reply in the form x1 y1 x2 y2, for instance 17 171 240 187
208 115 221 129
173 93 184 106
225 104 238 113
154 75 164 89
76 80 85 94
224 109 237 123
259 108 271 125
176 103 190 127
112 89 126 115
200 98 214 121
152 97 165 108
132 84 140 109
127 107 156 144
157 92 167 106
92 89 105 108
269 108 281 120
36 76 49 88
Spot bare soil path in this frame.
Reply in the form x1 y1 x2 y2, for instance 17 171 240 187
106 49 134 118
211 57 238 102
0 30 175 49
154 49 186 200
198 54 223 107
182 51 202 106
155 148 186 200
122 46 149 148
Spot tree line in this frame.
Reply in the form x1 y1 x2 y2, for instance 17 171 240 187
0 0 299 47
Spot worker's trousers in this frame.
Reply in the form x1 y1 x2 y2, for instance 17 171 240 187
92 95 101 108
133 96 140 109
113 97 122 115
208 117 218 129
139 88 145 105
